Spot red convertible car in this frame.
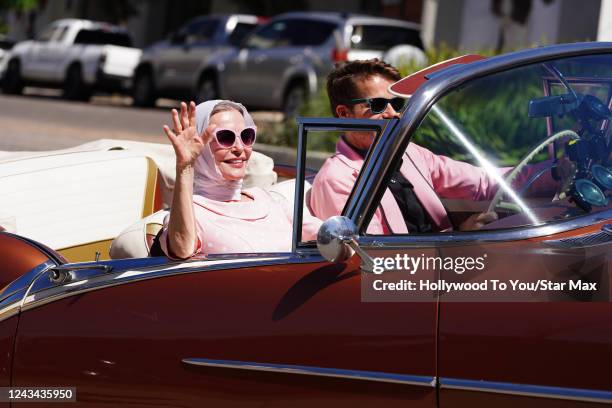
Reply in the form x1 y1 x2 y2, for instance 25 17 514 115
0 42 610 406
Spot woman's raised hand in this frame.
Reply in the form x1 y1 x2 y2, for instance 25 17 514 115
163 101 209 170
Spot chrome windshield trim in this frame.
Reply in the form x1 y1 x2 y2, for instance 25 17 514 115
357 210 612 247
0 291 25 323
19 253 326 313
0 260 57 323
182 358 436 387
344 42 612 234
0 260 56 303
441 377 612 404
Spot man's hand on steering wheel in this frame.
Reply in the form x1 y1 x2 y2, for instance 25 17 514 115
553 156 577 200
459 211 498 231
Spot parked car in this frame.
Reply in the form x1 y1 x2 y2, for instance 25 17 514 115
132 14 263 107
0 19 142 100
202 12 426 116
0 34 15 69
0 43 610 406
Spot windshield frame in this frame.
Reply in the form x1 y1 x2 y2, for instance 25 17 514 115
343 42 612 238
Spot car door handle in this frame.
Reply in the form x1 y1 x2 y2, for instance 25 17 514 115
254 56 267 63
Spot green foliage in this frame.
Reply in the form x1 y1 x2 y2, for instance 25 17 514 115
411 62 550 166
257 87 335 152
0 0 38 12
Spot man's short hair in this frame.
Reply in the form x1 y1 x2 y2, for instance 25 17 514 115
326 59 401 117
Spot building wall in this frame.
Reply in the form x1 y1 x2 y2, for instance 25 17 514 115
557 0 601 43
421 0 465 49
425 0 599 52
459 0 562 51
597 0 612 40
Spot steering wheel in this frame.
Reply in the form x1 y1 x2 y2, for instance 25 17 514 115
487 129 580 214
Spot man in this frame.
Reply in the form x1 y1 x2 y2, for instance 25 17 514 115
309 59 510 233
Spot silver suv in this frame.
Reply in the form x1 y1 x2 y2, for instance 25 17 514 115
203 12 425 116
132 14 261 107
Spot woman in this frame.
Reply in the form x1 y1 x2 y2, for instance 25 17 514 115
159 100 320 259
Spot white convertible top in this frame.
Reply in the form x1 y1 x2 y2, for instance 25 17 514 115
0 139 277 248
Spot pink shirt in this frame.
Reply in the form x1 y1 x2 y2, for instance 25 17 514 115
310 138 551 234
160 187 320 258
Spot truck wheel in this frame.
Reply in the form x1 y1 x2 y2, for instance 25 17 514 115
194 76 217 104
63 65 91 101
133 71 156 107
2 60 23 95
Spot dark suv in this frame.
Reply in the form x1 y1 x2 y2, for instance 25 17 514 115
201 12 425 116
132 14 262 106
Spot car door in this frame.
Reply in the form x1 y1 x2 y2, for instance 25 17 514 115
353 46 612 407
35 23 71 82
157 18 220 91
224 18 336 109
9 120 437 407
10 254 436 407
20 23 58 80
222 19 291 106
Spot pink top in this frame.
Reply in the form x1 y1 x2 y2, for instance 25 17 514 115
160 187 320 257
310 138 551 234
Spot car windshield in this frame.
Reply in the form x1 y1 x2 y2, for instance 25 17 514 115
350 24 423 51
178 17 220 43
246 19 337 49
36 25 57 42
228 22 257 46
369 54 612 234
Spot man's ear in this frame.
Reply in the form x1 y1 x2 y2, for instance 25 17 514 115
335 104 351 118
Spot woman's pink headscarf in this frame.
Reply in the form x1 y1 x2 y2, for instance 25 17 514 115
193 100 255 202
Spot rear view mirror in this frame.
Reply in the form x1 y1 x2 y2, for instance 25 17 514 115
528 93 578 118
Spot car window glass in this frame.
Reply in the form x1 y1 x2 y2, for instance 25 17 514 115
228 22 257 47
191 19 219 43
366 54 612 236
36 25 57 42
350 25 423 51
74 29 132 47
176 18 219 44
302 127 389 243
245 20 289 49
285 19 337 46
54 26 69 42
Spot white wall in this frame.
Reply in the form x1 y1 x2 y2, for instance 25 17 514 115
598 0 612 40
458 0 562 51
528 0 560 45
459 0 500 50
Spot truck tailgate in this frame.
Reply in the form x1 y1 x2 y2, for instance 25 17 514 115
101 45 142 78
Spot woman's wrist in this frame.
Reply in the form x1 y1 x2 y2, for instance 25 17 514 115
176 163 194 176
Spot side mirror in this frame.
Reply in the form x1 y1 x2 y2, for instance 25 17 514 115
317 216 374 272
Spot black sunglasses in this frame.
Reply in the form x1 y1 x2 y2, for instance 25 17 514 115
348 97 406 114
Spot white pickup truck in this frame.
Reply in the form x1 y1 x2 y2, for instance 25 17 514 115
1 19 142 100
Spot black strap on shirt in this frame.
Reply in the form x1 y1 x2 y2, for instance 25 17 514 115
341 135 432 233
387 163 433 233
